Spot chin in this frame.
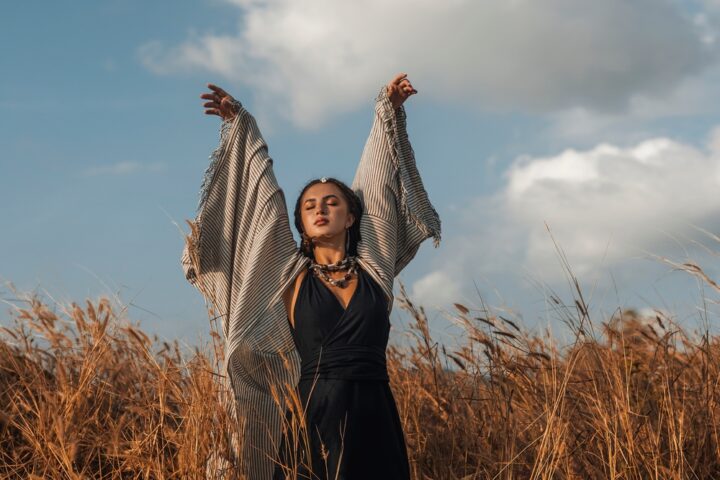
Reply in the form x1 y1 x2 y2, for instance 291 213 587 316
316 232 340 240
311 228 343 240
310 224 337 236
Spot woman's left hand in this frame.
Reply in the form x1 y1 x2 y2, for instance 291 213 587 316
386 73 418 109
201 83 240 122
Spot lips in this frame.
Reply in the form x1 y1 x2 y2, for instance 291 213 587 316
314 218 328 226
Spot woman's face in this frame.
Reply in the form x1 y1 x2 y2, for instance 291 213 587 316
301 182 355 243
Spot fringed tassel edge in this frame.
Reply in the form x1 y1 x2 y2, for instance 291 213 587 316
185 100 244 303
196 100 243 216
374 86 442 248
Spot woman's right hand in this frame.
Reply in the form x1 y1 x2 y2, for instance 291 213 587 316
201 83 240 122
386 73 417 110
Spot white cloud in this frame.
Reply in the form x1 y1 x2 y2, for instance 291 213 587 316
546 63 720 144
412 126 720 311
503 135 720 271
80 161 167 177
139 0 715 128
409 268 464 308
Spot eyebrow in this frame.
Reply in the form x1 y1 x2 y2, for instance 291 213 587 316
303 194 339 204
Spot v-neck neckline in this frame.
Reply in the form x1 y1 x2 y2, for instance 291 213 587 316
313 267 362 314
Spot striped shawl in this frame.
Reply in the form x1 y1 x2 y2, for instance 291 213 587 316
181 85 441 479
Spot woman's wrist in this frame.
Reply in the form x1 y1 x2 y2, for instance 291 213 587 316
222 98 243 122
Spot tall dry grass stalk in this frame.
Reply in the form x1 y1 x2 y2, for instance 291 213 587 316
390 282 720 479
2 233 720 478
0 289 238 479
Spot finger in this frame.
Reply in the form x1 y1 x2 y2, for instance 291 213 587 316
204 109 221 116
401 79 416 93
203 101 221 109
207 83 229 97
201 93 221 102
390 72 408 86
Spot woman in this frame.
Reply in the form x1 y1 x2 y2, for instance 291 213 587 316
182 73 441 479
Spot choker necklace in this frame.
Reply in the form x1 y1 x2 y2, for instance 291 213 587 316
309 255 358 288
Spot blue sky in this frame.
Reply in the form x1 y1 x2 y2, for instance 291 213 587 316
4 0 720 348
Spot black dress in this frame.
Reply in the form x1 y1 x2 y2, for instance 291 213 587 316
272 265 411 480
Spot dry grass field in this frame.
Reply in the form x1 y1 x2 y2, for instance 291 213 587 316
1 253 719 479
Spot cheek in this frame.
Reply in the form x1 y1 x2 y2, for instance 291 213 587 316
303 212 319 231
340 209 352 225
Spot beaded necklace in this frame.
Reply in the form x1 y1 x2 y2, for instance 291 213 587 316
309 255 358 288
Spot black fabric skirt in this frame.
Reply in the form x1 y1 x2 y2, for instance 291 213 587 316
273 377 410 480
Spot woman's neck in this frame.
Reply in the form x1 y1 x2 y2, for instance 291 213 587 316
312 245 346 265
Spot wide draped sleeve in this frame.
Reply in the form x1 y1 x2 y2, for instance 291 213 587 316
351 85 442 311
180 103 308 480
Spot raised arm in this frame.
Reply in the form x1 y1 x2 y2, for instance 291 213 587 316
181 84 310 478
351 74 441 292
182 83 243 289
180 84 303 339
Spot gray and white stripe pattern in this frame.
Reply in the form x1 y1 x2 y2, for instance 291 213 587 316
181 84 440 479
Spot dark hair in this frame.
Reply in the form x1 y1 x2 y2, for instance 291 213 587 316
293 177 363 260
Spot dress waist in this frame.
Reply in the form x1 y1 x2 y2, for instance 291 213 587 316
299 344 389 382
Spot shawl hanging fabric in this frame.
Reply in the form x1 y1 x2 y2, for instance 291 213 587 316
181 84 441 479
